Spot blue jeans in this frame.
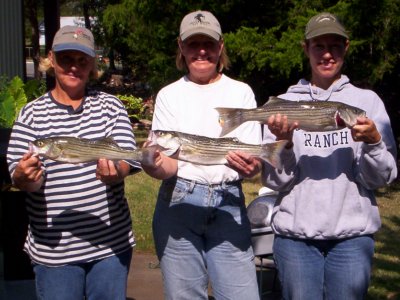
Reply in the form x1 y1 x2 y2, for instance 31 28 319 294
273 235 374 300
153 177 259 300
33 249 132 300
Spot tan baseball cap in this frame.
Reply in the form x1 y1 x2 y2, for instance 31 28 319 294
52 26 95 57
305 12 348 40
180 11 222 41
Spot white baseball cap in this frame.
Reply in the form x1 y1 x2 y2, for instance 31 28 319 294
180 10 222 41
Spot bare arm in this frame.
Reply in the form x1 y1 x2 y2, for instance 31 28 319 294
225 151 262 178
142 149 178 180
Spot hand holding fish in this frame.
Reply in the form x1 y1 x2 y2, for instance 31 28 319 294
267 114 298 148
351 116 381 144
141 139 178 180
13 152 44 192
225 151 262 178
96 159 130 185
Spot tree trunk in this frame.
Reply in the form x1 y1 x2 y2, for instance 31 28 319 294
25 0 41 80
108 48 116 70
83 2 91 30
43 0 60 90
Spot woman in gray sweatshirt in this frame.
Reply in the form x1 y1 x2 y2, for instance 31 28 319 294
261 12 397 300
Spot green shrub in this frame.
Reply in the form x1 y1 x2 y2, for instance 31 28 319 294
0 76 45 128
118 94 153 123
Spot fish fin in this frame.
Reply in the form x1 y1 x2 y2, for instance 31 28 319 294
215 107 246 136
259 140 288 170
92 137 120 149
160 147 179 157
262 96 286 107
101 137 117 142
121 160 142 172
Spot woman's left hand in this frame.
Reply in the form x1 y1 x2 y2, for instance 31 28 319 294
226 151 262 178
351 117 381 144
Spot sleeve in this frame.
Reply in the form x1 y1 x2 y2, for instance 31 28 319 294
107 95 141 172
6 105 38 180
151 88 177 131
261 125 298 192
261 92 299 191
355 94 397 189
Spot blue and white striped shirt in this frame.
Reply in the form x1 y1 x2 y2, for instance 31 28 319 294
7 90 138 266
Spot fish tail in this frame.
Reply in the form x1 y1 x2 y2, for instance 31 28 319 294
259 140 288 170
140 145 157 167
215 107 246 136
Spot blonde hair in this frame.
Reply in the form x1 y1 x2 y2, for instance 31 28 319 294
175 38 231 73
39 52 99 80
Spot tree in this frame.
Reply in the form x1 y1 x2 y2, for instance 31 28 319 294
99 1 398 98
25 0 42 80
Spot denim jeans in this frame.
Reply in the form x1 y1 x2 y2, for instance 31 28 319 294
33 248 132 300
273 235 374 300
153 177 259 300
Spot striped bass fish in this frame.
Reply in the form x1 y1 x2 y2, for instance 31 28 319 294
216 96 366 136
154 130 288 170
29 136 156 166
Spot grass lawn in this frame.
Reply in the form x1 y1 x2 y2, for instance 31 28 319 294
125 171 400 299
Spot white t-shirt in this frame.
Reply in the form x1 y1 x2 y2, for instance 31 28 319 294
152 74 262 184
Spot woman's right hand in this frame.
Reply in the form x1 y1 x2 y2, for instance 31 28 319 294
13 152 44 191
141 141 178 179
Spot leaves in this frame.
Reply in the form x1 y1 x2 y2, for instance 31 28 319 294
68 0 399 105
0 77 26 128
118 94 153 122
0 76 43 128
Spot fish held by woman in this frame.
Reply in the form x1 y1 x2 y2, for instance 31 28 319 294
153 130 288 170
29 136 157 166
216 96 366 136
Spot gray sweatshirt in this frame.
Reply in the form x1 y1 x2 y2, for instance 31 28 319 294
262 75 397 239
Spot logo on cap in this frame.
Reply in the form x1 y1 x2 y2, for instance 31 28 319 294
73 28 84 39
52 25 96 57
191 13 210 26
305 12 348 40
316 14 337 24
180 10 221 41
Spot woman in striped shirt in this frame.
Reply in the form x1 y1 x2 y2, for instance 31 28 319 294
7 26 139 300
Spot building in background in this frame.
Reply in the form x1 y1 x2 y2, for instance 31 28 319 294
0 0 24 79
39 16 95 46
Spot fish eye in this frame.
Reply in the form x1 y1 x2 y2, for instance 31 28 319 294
37 141 44 146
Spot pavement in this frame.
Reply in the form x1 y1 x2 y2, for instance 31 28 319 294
0 250 280 300
127 251 281 300
127 251 164 300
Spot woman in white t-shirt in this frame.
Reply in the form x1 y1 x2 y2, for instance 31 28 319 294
143 10 261 300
